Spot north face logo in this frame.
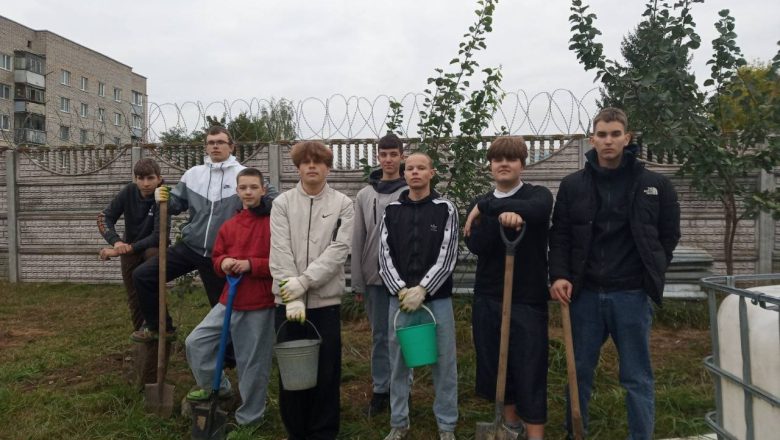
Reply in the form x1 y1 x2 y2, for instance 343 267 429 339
644 186 658 196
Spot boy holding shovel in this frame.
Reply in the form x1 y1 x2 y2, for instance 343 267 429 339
185 168 275 432
464 136 554 440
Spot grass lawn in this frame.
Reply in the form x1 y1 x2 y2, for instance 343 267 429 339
0 281 714 439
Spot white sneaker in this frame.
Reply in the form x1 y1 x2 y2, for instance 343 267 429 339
384 427 410 440
439 431 456 440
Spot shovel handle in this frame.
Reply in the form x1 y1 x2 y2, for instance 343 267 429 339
212 274 242 392
499 223 526 256
156 200 168 386
561 302 585 440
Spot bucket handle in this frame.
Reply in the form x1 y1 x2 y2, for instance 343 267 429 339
276 319 322 343
393 304 436 332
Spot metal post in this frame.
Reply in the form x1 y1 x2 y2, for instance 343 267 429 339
756 169 775 274
707 288 724 439
577 137 587 170
268 143 281 191
5 149 18 282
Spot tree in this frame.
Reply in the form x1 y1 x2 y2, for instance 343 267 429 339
569 0 780 274
382 0 506 219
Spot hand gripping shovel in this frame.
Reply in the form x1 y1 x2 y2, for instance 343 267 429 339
476 224 526 440
562 302 585 440
145 199 175 417
192 274 242 440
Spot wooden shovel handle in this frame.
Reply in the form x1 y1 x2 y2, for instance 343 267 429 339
156 200 168 386
561 302 585 440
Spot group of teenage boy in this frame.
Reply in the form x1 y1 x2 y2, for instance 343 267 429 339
98 107 680 440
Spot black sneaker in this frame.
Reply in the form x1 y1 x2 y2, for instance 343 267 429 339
365 392 390 417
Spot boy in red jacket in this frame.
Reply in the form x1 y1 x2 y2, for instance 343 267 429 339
184 168 274 429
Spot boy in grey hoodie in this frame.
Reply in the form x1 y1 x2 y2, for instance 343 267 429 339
351 132 407 416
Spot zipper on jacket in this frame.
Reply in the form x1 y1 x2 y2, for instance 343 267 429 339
373 198 377 225
306 198 313 264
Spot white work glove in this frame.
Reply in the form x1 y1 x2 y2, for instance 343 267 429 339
154 186 170 202
285 300 306 323
280 277 306 303
400 286 426 312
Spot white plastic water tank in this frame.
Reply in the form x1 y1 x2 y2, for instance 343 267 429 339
716 284 780 440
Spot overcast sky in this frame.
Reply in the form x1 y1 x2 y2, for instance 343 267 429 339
4 0 779 136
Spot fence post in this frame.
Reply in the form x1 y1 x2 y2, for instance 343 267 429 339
756 169 775 274
268 143 281 191
577 137 588 169
131 145 142 176
6 149 18 282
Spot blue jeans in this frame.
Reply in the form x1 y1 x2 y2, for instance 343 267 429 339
365 285 391 394
388 296 458 432
566 289 654 440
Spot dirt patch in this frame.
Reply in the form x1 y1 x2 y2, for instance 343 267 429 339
0 327 56 349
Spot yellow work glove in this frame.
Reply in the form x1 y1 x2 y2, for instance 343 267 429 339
400 286 426 312
285 300 306 323
154 186 170 203
280 277 306 303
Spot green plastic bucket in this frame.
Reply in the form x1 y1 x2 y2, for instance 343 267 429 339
274 320 321 391
394 305 438 368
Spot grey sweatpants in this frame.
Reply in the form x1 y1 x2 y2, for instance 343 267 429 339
186 304 274 425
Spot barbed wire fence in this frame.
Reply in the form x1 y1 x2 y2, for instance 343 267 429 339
1 88 600 150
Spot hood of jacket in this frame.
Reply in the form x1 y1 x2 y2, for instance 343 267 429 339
368 165 407 194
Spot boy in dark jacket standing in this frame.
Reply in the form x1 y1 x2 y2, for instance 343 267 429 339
98 158 163 330
549 108 681 440
351 132 407 416
463 136 553 440
379 152 459 440
185 168 275 429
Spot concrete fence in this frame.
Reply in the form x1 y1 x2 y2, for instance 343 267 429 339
0 136 777 284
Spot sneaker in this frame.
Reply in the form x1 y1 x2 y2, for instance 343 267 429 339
365 392 390 417
186 387 233 402
502 421 527 439
383 427 409 440
439 431 456 440
129 325 176 343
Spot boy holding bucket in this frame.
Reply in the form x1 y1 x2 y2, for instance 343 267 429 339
463 136 554 439
378 152 460 440
184 168 275 431
270 141 354 440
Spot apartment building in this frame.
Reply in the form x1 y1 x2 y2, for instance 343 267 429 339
0 15 147 147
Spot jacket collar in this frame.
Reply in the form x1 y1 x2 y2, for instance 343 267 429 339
398 188 439 205
368 165 407 194
295 181 330 200
205 155 240 169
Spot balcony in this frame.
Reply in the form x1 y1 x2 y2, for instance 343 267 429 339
14 128 46 145
14 100 46 115
131 103 143 116
14 70 45 88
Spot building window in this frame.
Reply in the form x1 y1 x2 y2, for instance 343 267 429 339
61 70 71 86
0 114 9 130
132 114 143 129
60 97 71 113
98 82 105 97
59 125 70 141
17 85 45 103
114 112 122 126
113 87 122 102
80 103 88 118
0 53 11 70
0 83 10 99
80 76 88 91
97 107 105 122
132 90 143 106
113 136 121 146
80 129 89 144
97 132 104 145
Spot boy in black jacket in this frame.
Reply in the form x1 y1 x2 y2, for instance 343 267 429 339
98 158 163 330
464 136 553 440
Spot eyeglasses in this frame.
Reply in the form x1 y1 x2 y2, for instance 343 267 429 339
206 140 230 147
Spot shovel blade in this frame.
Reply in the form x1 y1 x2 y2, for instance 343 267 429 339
475 421 518 440
144 383 175 417
191 402 228 440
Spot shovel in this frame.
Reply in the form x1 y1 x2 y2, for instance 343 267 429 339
561 302 585 440
144 199 175 417
191 274 242 440
476 224 526 440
